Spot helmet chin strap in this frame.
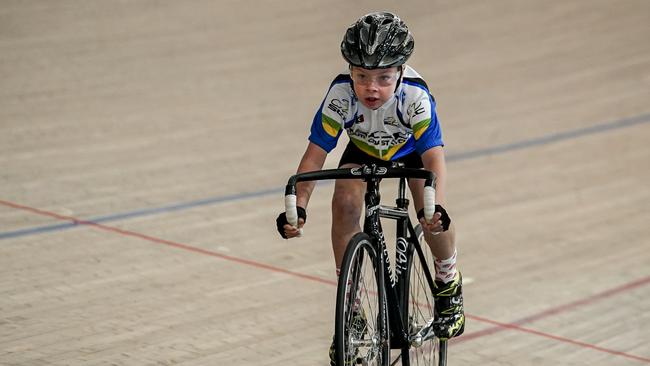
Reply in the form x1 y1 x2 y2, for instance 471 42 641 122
348 64 357 101
393 65 404 94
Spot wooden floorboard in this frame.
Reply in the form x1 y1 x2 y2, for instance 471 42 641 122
1 0 649 365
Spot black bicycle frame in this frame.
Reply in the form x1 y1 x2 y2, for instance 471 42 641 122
362 173 437 349
285 164 438 349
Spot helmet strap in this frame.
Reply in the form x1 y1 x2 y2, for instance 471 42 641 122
348 64 357 100
394 65 404 93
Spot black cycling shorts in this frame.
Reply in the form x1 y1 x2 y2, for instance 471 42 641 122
338 141 424 169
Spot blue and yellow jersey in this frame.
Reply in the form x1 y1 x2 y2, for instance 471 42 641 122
309 65 443 160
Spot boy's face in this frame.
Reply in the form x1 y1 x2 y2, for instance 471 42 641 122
350 66 401 110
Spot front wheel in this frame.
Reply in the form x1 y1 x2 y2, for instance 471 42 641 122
401 224 443 366
334 232 390 366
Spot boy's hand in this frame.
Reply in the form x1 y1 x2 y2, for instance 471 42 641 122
276 207 307 239
419 212 444 235
417 205 451 235
282 218 305 238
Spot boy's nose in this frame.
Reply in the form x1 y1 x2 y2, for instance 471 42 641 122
365 81 380 90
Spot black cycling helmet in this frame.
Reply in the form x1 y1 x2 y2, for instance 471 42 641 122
341 12 414 69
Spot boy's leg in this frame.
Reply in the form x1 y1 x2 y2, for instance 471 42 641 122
408 179 464 340
330 164 366 366
331 163 366 269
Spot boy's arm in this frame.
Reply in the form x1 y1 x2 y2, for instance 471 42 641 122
279 142 326 239
419 145 455 257
417 146 450 235
296 142 328 209
420 146 447 205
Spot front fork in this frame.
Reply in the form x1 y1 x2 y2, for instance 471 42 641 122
363 177 414 349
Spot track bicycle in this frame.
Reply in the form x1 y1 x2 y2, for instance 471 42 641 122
283 163 448 366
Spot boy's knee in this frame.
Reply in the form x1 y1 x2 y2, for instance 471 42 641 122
332 189 363 221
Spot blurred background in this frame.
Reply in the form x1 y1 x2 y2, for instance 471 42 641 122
1 1 649 365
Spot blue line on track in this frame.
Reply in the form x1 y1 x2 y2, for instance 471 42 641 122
2 112 649 240
0 187 283 240
447 112 650 162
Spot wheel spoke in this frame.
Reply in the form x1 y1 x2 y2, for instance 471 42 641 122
337 236 388 366
403 226 440 365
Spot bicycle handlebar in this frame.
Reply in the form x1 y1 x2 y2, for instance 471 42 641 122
284 165 437 228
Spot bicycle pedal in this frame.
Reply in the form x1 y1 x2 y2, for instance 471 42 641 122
410 333 423 348
411 317 436 346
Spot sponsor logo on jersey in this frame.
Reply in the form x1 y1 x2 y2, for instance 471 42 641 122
348 129 411 147
383 116 399 127
327 98 349 120
407 100 426 118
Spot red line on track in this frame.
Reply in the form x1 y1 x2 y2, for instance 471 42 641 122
514 276 650 325
0 199 336 286
458 276 650 343
2 199 648 363
456 314 650 363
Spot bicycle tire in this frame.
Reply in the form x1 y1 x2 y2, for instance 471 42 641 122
401 224 444 366
334 232 390 366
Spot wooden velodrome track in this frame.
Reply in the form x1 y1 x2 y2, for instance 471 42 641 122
1 1 649 365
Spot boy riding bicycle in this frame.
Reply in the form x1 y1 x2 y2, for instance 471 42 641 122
276 11 465 363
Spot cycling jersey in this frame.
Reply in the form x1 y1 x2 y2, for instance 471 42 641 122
309 65 443 161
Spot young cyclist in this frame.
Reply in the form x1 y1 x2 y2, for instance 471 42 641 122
276 11 465 362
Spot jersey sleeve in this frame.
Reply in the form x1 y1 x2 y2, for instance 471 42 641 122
408 92 444 155
308 79 351 153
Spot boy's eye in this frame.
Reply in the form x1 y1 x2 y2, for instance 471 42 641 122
380 75 391 81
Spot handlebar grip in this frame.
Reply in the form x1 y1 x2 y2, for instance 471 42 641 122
423 185 436 222
284 194 298 227
284 194 303 237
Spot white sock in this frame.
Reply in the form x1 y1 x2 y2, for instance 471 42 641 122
434 250 458 284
